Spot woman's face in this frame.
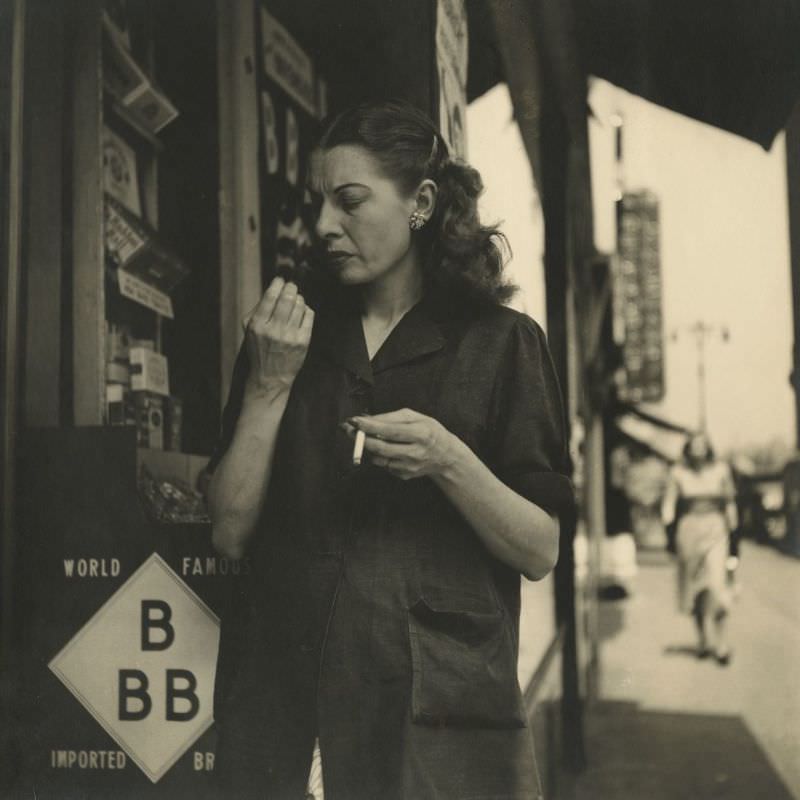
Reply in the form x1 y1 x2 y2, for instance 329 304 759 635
309 145 418 286
688 434 711 461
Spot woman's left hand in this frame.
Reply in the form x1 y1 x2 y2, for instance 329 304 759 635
343 409 463 480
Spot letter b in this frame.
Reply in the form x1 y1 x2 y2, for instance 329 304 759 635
166 669 199 721
119 670 151 721
141 600 175 651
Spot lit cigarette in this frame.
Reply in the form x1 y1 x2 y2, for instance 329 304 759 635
352 429 366 465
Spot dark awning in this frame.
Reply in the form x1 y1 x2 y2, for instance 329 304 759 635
575 0 800 149
468 0 800 150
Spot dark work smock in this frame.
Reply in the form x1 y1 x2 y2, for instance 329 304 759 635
208 296 574 800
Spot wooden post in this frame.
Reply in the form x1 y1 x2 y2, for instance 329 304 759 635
23 1 64 427
534 0 606 727
487 0 606 770
2 0 26 662
539 75 587 772
70 0 105 426
785 104 800 448
217 0 262 398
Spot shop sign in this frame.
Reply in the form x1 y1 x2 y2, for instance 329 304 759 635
105 199 147 265
260 6 317 117
105 196 189 310
49 554 220 783
436 0 468 157
613 191 665 403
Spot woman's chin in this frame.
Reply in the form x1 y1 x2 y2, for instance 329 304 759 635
335 267 371 285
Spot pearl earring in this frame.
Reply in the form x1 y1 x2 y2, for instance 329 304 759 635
409 210 426 231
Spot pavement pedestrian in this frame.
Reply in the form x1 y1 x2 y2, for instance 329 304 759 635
662 432 739 665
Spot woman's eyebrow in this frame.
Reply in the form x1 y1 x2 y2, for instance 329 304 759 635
333 182 370 193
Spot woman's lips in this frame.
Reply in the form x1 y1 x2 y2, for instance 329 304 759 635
327 251 354 266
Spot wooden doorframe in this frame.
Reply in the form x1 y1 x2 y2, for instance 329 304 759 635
216 0 262 398
70 0 105 426
1 0 26 661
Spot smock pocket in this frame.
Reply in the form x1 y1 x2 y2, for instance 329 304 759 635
407 596 527 729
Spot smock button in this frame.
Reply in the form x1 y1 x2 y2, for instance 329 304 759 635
349 381 372 415
349 376 370 396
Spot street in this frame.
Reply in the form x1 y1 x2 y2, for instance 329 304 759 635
563 539 800 799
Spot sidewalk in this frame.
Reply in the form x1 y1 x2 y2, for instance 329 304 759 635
559 541 800 800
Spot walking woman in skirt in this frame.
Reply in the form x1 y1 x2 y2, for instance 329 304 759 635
662 433 738 665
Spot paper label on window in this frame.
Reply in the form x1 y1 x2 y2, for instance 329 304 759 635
119 269 174 318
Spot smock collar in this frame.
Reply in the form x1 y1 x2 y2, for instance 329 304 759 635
314 296 447 384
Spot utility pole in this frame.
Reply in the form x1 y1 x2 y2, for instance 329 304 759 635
672 321 729 434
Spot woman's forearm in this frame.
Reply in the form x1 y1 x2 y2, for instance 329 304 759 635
661 475 679 526
209 276 314 559
432 438 560 581
208 388 290 560
725 500 739 532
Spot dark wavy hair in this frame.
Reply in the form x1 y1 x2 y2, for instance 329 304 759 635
312 100 516 310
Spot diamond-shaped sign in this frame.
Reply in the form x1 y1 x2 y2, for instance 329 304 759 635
49 553 220 783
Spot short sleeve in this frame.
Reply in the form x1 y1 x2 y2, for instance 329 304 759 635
489 316 574 517
205 344 250 475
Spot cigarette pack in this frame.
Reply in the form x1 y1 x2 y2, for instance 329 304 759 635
106 383 126 425
165 396 183 452
103 126 141 216
124 83 179 134
106 361 130 385
106 383 136 426
102 13 179 135
102 14 148 105
129 346 169 396
134 391 164 450
106 322 131 362
104 196 190 294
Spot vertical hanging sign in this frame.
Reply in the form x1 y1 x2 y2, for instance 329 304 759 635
436 0 468 158
613 191 665 403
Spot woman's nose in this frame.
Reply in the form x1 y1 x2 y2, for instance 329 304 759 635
315 199 341 240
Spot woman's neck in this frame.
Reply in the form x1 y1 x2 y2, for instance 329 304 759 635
361 255 424 324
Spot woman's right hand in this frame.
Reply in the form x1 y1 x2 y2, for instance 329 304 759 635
242 276 314 399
